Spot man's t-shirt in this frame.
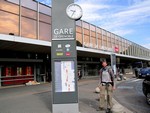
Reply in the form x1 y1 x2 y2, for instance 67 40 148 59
101 69 112 83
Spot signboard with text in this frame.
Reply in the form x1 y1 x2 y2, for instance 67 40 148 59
53 28 74 40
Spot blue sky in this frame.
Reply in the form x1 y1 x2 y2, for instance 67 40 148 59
37 0 150 49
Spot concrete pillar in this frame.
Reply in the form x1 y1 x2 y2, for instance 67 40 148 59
34 65 36 81
81 64 85 77
111 54 117 75
0 67 1 86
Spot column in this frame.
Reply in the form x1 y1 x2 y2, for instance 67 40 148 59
0 67 1 86
81 64 85 77
34 65 36 81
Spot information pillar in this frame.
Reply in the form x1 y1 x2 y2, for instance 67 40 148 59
51 0 79 113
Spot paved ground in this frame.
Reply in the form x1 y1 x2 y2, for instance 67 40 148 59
0 77 133 113
114 77 150 113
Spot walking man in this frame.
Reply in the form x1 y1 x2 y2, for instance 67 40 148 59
99 60 115 112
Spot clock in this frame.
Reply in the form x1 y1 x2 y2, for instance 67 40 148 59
66 3 83 20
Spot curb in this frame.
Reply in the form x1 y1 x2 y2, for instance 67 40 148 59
112 98 133 113
112 77 133 113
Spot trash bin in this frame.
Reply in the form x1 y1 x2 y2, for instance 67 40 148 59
43 75 46 83
120 73 123 80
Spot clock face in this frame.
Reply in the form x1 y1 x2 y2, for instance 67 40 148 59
66 3 83 20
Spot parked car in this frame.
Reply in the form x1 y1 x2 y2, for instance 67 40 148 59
139 67 150 78
142 74 150 105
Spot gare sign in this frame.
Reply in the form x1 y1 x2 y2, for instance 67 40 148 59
53 28 74 39
54 28 73 35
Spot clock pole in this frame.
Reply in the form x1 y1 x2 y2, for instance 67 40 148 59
51 0 82 113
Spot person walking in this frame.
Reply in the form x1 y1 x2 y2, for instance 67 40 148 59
98 60 115 112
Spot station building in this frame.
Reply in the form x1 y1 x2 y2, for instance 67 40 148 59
0 0 150 86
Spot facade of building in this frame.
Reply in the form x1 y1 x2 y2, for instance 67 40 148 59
0 0 150 86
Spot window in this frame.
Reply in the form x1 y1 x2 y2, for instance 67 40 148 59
96 27 102 33
98 37 102 49
17 67 22 76
76 33 83 46
76 20 81 26
91 31 96 37
76 26 82 33
0 11 19 35
98 33 102 39
0 1 19 14
84 29 90 35
39 22 51 41
91 37 96 48
108 41 111 48
83 22 89 29
5 67 12 76
103 40 107 47
84 35 90 47
103 33 107 47
107 36 111 49
22 7 37 19
39 13 51 24
21 17 37 39
90 25 96 31
26 66 33 76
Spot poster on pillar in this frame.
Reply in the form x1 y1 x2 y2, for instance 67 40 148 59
55 61 75 92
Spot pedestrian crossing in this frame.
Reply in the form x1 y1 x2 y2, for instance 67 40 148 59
125 78 142 83
117 86 134 89
117 78 143 90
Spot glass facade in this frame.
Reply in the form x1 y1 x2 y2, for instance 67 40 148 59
75 20 150 58
0 0 150 58
0 0 51 41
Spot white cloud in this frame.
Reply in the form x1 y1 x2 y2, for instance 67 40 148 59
143 43 150 49
145 38 150 41
76 0 150 37
142 37 150 49
76 0 110 22
111 29 134 36
113 1 150 25
102 1 150 36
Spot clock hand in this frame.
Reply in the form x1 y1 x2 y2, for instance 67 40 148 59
71 10 76 17
71 10 75 12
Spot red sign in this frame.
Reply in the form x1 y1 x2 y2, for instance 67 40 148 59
66 52 71 56
115 46 119 52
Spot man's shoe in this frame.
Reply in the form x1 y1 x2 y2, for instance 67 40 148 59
96 107 104 111
106 108 112 113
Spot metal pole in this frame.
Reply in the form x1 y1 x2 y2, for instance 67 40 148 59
0 67 1 86
19 0 22 36
37 1 40 40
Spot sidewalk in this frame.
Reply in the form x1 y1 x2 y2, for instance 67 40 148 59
78 77 133 113
0 77 133 113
